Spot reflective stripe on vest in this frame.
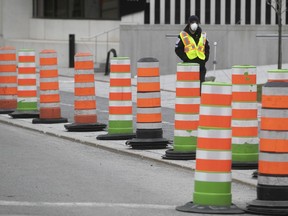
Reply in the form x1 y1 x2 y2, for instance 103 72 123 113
180 31 206 60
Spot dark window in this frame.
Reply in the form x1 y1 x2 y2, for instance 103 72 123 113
205 0 210 24
175 0 180 24
120 0 145 17
144 1 150 24
215 0 221 24
255 0 261 24
195 0 201 21
235 0 241 24
245 0 251 24
225 0 231 24
286 0 288 24
185 0 190 23
165 0 170 24
33 0 120 20
155 0 160 24
266 0 271 24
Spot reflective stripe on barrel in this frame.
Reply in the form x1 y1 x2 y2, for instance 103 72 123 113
200 84 231 106
262 82 288 108
231 65 256 84
268 69 288 82
260 130 288 153
261 108 288 131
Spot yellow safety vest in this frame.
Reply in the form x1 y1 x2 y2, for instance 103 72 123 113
180 31 206 60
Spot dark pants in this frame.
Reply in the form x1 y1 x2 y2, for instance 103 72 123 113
199 64 206 94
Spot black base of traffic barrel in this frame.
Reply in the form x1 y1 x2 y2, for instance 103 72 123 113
176 202 244 214
32 117 68 124
126 138 169 149
9 110 39 119
232 162 258 170
0 109 15 114
162 149 196 160
97 133 135 140
246 200 288 215
257 183 288 200
64 122 106 132
126 128 169 149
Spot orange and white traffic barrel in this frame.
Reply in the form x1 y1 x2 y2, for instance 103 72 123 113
126 57 169 149
65 52 106 131
177 82 243 214
0 46 17 113
231 65 258 169
10 49 39 118
97 57 134 139
163 63 200 160
246 81 288 215
32 50 67 124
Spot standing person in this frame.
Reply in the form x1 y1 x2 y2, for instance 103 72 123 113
175 15 210 90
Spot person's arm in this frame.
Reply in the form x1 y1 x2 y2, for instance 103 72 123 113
204 39 210 62
175 36 189 62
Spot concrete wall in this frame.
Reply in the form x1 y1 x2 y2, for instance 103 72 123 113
2 0 32 39
119 24 288 76
29 19 120 41
121 11 144 24
25 19 120 66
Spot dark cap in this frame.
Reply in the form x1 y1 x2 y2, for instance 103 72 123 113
188 15 199 24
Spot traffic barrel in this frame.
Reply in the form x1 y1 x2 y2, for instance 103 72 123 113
97 57 135 139
9 49 39 118
246 81 288 215
231 65 258 169
176 82 244 214
0 46 17 113
64 52 106 131
126 57 169 149
163 63 200 160
32 50 68 124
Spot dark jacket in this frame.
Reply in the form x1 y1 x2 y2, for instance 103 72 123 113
175 25 210 81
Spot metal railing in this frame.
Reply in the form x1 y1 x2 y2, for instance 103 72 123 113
105 48 117 76
80 27 119 64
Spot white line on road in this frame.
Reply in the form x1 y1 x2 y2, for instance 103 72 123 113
0 200 175 210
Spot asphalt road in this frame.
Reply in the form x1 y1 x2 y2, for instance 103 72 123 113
0 122 257 216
